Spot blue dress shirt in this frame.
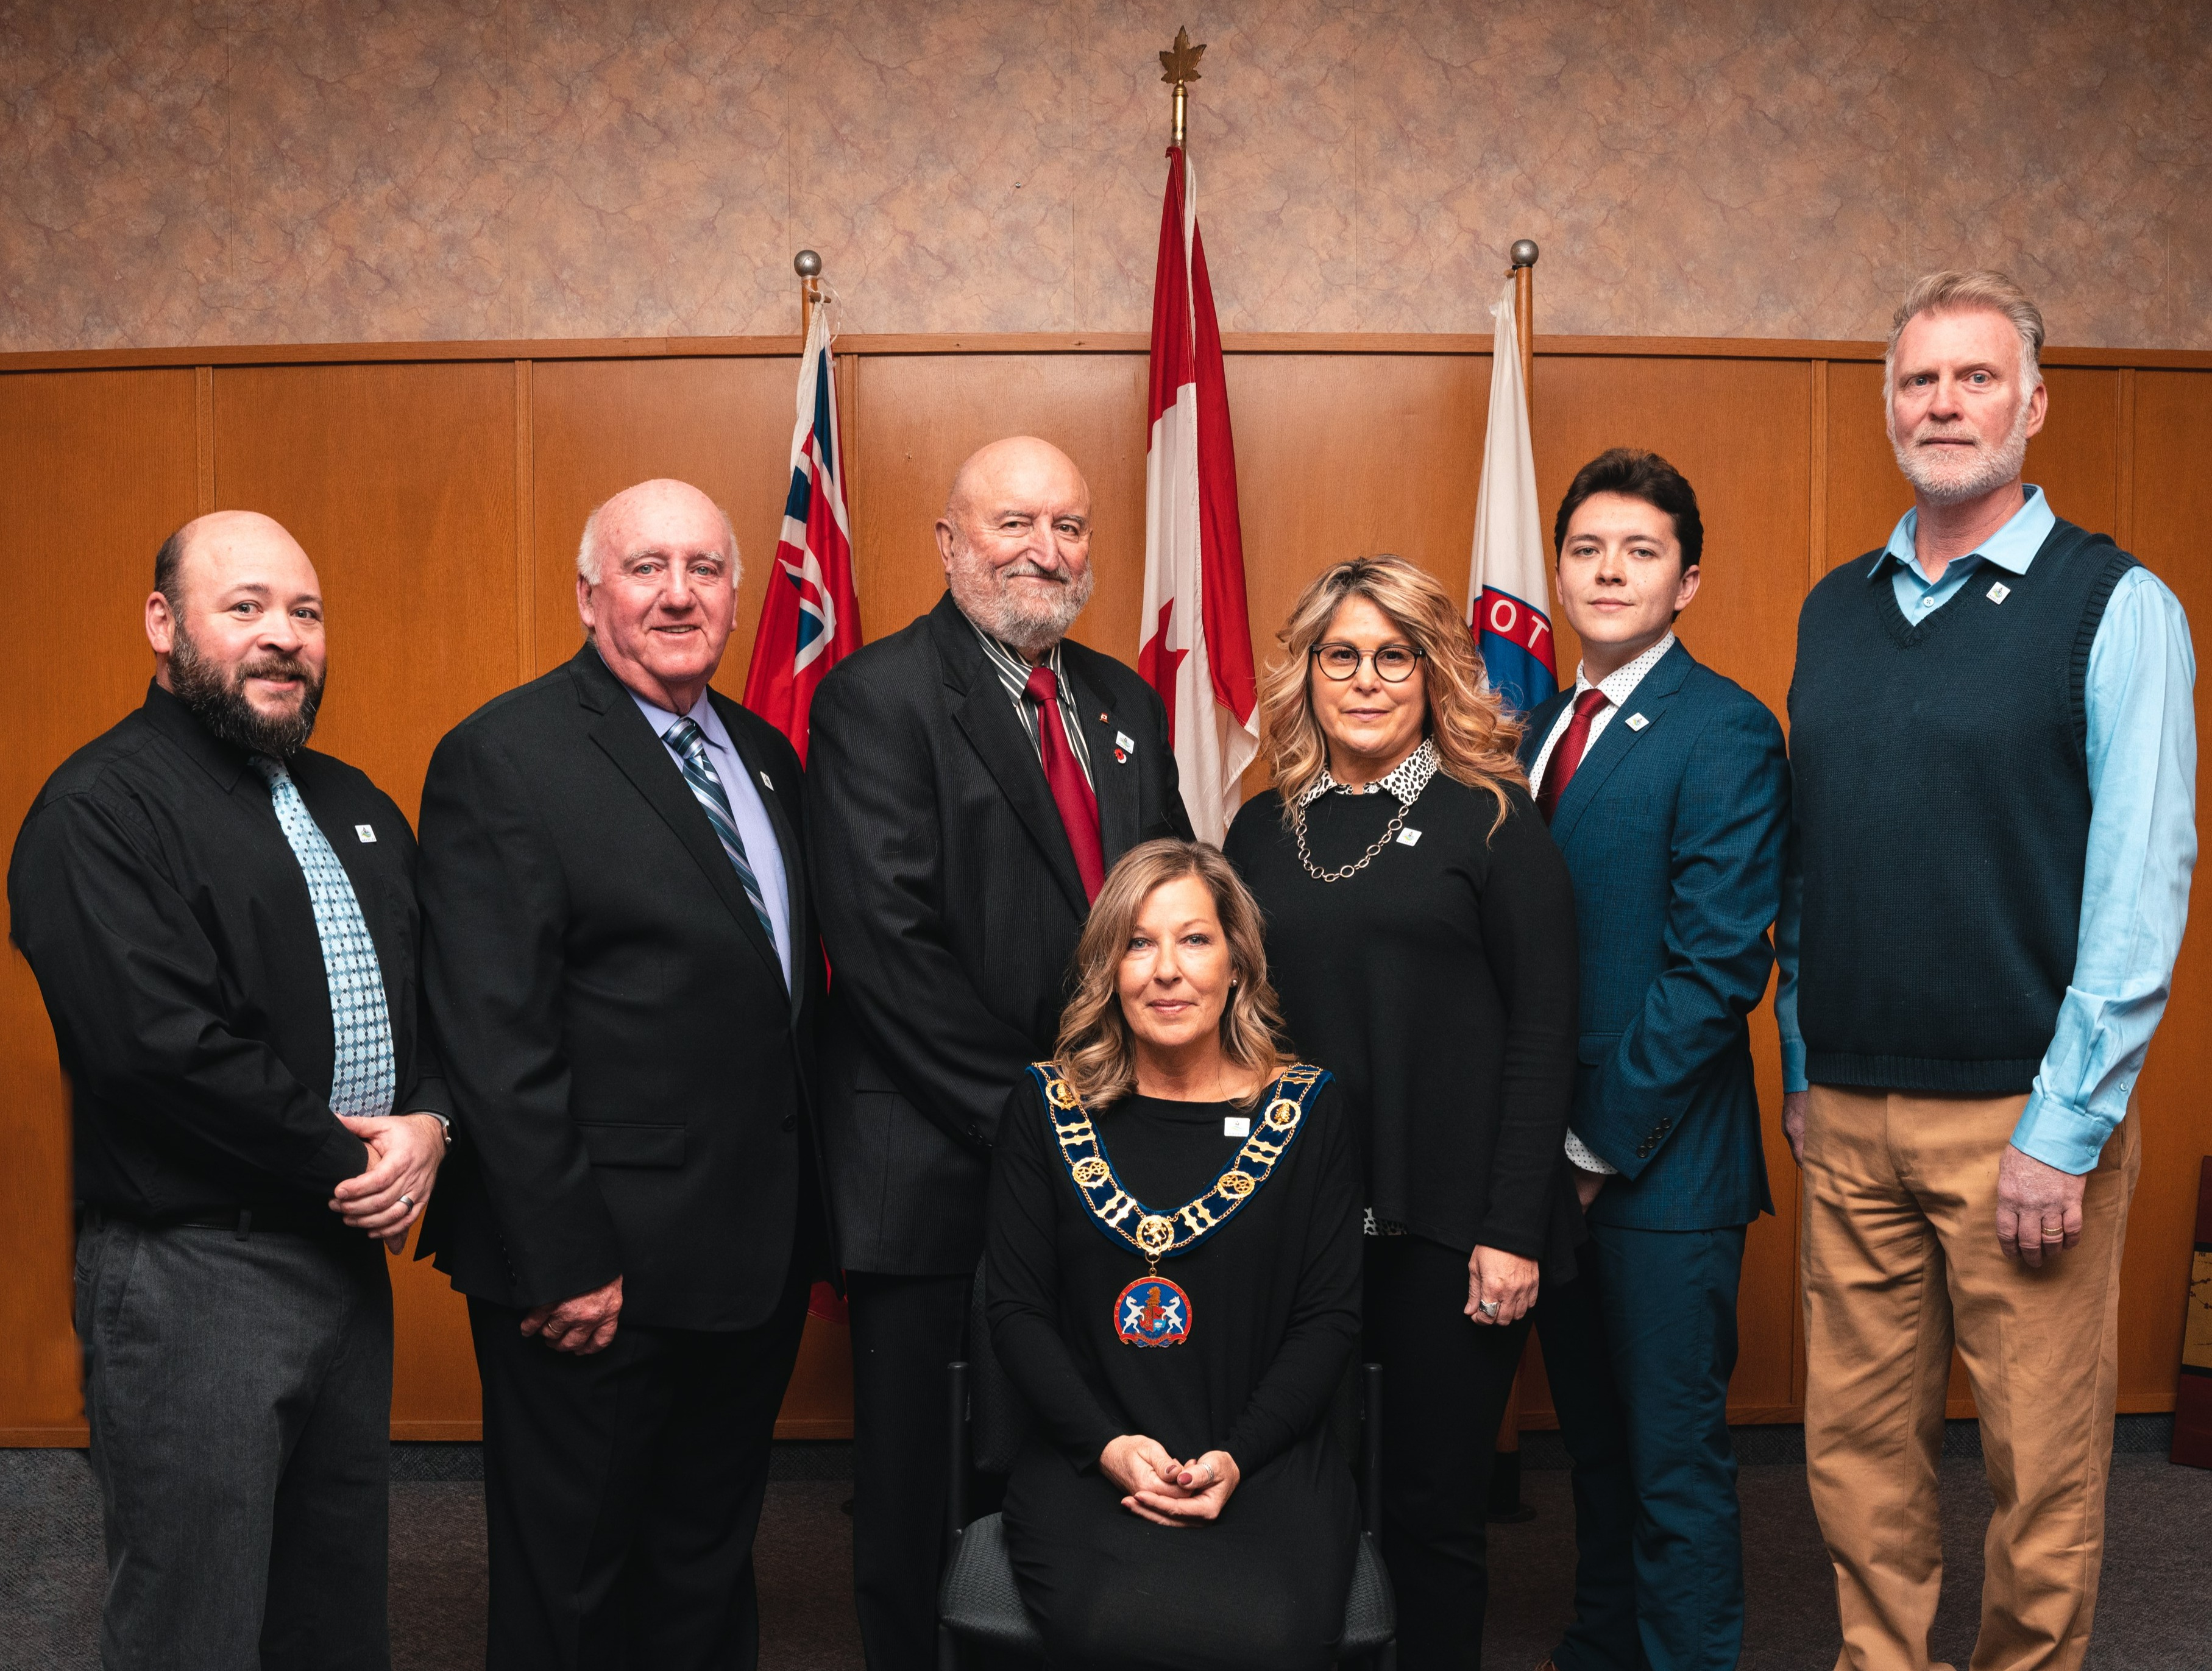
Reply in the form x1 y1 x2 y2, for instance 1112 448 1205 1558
628 687 795 985
1775 485 2198 1173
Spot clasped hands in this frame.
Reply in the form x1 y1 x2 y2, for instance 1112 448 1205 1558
1099 1434 1241 1527
328 1112 447 1252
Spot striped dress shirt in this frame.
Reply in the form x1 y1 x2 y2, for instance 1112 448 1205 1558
970 621 1097 791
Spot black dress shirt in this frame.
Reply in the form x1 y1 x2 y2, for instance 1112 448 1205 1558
7 682 447 1224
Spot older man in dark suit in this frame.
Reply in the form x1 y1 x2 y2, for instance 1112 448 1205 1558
416 479 821 1670
1519 450 1790 1671
808 436 1193 1670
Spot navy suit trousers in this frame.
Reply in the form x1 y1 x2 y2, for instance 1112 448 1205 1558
1533 1220 1746 1671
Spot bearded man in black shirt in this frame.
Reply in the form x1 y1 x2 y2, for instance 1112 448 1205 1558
8 510 450 1671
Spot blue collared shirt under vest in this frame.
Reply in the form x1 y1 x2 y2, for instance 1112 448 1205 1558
1774 484 2198 1175
627 687 796 985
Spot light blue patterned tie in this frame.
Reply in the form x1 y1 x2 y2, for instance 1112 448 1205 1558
662 718 783 961
253 757 395 1120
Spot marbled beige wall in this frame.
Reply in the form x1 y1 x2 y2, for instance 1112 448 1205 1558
4 0 2205 352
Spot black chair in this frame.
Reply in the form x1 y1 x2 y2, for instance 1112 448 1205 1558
937 1268 1397 1669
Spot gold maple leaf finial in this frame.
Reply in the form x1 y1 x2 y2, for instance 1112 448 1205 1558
1159 26 1205 86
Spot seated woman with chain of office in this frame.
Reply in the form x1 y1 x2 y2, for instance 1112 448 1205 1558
984 839 1364 1671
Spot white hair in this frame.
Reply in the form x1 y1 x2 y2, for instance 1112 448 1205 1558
575 490 740 584
1881 269 2046 403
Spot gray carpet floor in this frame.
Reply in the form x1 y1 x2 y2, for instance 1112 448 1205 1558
4 1447 2206 1669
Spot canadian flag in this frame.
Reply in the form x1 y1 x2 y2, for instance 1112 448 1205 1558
1138 144 1258 845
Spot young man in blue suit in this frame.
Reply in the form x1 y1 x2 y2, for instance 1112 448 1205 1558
1519 450 1790 1671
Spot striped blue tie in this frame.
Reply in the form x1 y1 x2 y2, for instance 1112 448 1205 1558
663 718 782 962
253 757 396 1120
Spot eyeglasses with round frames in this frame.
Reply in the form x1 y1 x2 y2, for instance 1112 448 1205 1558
1310 641 1426 684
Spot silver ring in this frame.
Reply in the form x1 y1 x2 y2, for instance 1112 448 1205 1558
399 1193 415 1208
1479 1299 1500 1317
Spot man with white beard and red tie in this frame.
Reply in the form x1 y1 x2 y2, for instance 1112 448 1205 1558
807 436 1193 1669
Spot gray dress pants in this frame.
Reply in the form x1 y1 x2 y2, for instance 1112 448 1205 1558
74 1213 392 1671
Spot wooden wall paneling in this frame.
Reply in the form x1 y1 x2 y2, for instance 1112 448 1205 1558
194 366 216 513
529 354 853 1435
846 353 1152 657
1822 360 1909 571
513 362 536 685
2113 370 2136 551
2022 368 2121 535
0 368 200 1441
528 357 804 687
1530 356 1811 722
1807 361 1829 585
2113 369 2212 1410
213 360 522 1436
1224 352 1490 784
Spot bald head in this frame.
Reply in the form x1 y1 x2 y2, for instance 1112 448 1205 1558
146 510 328 757
574 477 740 715
943 437 1087 523
156 510 313 610
935 437 1096 657
578 478 738 585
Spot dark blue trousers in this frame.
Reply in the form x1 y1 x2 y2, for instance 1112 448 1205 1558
1533 1221 1747 1671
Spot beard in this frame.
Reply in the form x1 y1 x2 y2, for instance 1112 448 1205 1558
946 544 1095 655
1891 390 2035 506
169 621 325 758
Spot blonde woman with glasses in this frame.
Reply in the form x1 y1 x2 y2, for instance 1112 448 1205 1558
1222 556 1580 1671
984 839 1363 1671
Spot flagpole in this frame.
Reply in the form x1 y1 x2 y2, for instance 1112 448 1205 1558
1484 234 1542 1527
795 248 822 339
1510 239 1539 418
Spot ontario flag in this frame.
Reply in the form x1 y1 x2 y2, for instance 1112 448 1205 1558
742 302 860 761
1466 276 1558 715
1138 144 1258 844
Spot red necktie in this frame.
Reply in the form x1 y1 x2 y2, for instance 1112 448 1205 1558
1024 665 1105 901
1536 687 1612 823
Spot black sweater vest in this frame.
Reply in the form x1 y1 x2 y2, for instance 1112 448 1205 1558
1787 517 2136 1093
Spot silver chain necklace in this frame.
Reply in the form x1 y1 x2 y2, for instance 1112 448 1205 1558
1292 789 1416 883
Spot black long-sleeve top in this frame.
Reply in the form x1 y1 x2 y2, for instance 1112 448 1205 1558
986 1073 1363 1475
6 683 447 1222
1224 771 1581 1276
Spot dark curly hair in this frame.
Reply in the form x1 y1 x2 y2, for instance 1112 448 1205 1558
1551 448 1704 573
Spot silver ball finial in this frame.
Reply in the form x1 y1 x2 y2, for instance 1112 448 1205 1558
1510 239 1539 268
793 249 823 278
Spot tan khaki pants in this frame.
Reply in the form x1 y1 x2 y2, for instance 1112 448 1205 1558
1799 1086 2140 1671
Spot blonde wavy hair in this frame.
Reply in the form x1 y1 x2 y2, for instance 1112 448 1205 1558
1257 555 1527 830
1052 839 1294 1111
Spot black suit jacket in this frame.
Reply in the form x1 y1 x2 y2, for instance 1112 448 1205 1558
7 682 447 1226
414 646 821 1332
807 593 1193 1275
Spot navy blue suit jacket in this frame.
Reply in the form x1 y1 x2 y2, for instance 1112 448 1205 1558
1518 640 1788 1231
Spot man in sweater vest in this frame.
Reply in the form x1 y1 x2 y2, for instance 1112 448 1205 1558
1777 270 2196 1671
